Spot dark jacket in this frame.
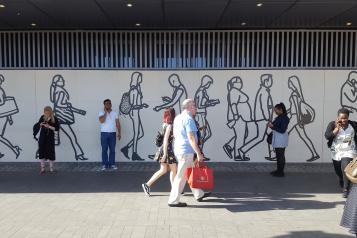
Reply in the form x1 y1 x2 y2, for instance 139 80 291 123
272 114 290 134
325 120 357 148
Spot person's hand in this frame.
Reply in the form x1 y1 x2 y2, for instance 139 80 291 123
196 153 204 162
142 103 149 108
267 122 273 129
117 133 121 140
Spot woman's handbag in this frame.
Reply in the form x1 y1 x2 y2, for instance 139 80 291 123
344 157 357 183
186 162 214 190
266 132 273 145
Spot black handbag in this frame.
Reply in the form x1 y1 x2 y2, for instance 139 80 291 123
155 131 164 147
266 132 273 145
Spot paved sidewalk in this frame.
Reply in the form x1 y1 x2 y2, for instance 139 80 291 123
0 168 354 238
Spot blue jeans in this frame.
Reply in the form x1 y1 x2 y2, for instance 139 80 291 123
101 132 116 167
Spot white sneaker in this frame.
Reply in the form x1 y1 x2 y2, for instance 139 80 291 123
142 183 151 196
101 166 107 171
111 165 118 170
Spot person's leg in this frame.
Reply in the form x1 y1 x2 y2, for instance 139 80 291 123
49 160 55 172
341 157 353 191
169 163 177 186
40 159 45 174
168 154 193 205
275 148 285 174
332 159 343 187
101 132 109 168
146 164 168 187
108 132 116 166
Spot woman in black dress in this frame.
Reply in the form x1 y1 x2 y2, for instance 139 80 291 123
36 106 60 174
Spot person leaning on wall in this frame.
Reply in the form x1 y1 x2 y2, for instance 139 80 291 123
33 106 60 174
325 108 357 198
267 103 290 177
99 99 121 171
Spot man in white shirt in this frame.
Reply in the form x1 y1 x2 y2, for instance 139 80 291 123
99 99 121 171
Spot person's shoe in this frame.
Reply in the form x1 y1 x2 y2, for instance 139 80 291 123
142 183 151 196
101 166 107 171
49 167 57 174
203 157 210 161
197 192 211 202
168 202 187 207
223 144 233 159
40 168 45 175
306 155 320 162
270 170 278 175
343 189 349 198
121 146 130 160
110 165 118 170
132 152 145 161
271 171 285 177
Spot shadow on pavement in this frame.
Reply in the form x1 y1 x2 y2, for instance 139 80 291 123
272 231 353 238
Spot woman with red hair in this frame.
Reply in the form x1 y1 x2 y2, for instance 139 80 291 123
142 108 177 196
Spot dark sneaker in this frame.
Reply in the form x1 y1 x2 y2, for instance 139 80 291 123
142 183 150 196
343 190 348 198
271 171 285 177
168 202 187 207
197 192 211 202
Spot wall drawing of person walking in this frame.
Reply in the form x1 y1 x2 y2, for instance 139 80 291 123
287 75 320 162
238 74 274 161
153 74 187 114
50 75 88 161
194 75 220 156
340 71 357 113
223 76 253 161
0 74 20 159
120 72 149 161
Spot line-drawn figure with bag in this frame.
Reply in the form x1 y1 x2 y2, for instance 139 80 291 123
153 74 187 114
120 72 148 161
340 71 357 113
50 75 88 161
194 75 220 154
239 74 274 161
0 74 20 159
223 76 252 161
287 75 320 162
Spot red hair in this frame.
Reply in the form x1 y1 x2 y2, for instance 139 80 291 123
163 107 176 124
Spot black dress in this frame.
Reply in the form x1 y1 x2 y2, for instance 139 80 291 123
159 123 177 164
37 116 60 161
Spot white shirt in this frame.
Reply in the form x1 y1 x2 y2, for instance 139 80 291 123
331 124 356 161
99 111 118 133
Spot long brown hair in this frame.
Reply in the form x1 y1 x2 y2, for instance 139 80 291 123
163 107 176 124
43 106 55 123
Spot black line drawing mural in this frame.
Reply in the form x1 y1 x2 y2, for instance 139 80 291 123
120 72 149 161
50 75 88 161
340 71 357 113
194 75 220 156
287 75 320 162
223 76 253 161
237 74 274 161
153 74 187 113
0 74 20 159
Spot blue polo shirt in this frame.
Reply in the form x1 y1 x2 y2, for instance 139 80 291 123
173 110 198 156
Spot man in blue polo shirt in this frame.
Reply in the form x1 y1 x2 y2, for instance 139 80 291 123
168 99 211 207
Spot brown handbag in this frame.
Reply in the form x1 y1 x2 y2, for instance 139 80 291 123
344 157 357 184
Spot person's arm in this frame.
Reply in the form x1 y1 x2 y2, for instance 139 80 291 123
188 132 204 162
116 117 121 140
272 117 289 133
325 121 338 140
99 111 106 123
162 125 171 158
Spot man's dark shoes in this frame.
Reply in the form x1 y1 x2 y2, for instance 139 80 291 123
168 202 187 207
197 192 211 202
343 189 349 198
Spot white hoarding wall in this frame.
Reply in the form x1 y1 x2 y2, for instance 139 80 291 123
0 70 355 163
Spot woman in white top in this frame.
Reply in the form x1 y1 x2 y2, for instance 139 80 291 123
325 108 357 198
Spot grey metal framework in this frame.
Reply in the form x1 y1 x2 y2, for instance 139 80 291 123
0 30 356 69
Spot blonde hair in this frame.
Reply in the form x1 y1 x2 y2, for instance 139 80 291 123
43 106 55 123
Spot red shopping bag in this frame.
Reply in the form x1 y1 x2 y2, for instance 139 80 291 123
186 163 214 190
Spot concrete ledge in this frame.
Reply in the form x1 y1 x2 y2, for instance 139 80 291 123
0 162 334 173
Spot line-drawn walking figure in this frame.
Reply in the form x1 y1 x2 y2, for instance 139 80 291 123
153 74 187 114
239 74 274 161
340 71 357 113
223 76 253 161
194 75 220 153
0 74 20 159
120 72 149 161
50 75 88 161
287 75 320 162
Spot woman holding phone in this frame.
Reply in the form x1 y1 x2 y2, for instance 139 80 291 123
325 108 357 198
